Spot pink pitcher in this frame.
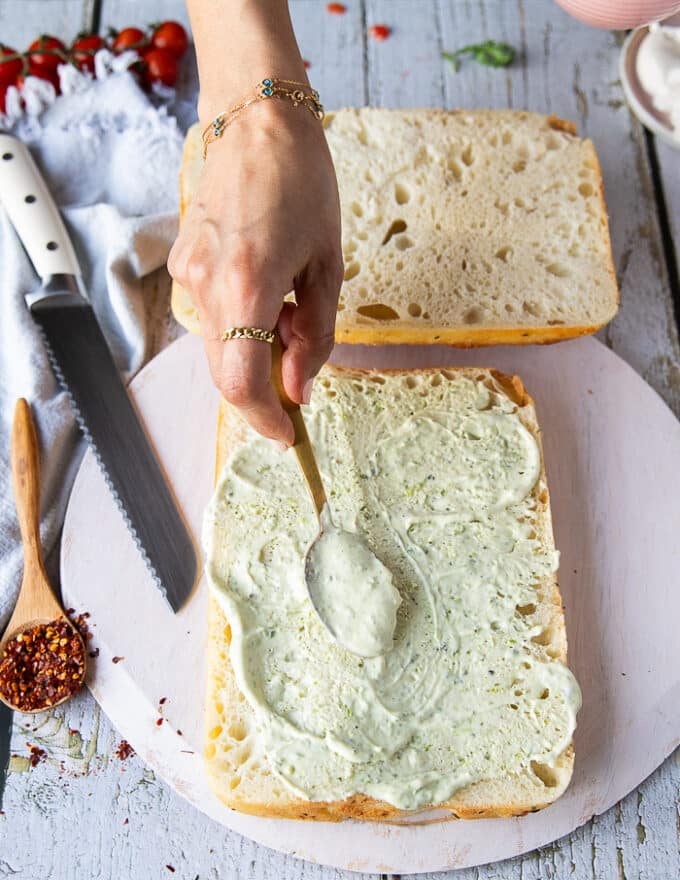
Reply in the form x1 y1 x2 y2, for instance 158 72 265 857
555 0 680 28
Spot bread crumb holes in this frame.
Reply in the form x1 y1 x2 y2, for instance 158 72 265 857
394 182 411 204
395 234 414 251
381 219 407 245
463 307 484 324
447 158 463 181
228 722 247 741
531 761 560 788
344 262 361 281
357 303 400 320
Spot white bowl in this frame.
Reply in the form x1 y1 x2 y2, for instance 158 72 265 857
620 26 680 149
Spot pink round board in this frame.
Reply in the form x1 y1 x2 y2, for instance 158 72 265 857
61 333 680 874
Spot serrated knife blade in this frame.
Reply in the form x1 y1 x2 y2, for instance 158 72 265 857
0 134 197 612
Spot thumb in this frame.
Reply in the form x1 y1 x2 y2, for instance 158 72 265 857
278 261 341 404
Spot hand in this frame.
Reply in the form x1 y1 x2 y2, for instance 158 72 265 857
168 99 343 445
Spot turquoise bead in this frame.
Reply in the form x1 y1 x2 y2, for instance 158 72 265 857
262 78 273 87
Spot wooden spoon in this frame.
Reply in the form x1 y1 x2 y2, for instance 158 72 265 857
0 399 86 713
270 340 399 658
270 335 327 520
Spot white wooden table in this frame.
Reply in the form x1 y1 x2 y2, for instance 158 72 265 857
0 1 678 878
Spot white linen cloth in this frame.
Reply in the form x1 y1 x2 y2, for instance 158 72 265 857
0 62 188 627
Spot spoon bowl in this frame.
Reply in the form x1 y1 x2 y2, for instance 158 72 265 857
304 507 402 658
0 400 86 713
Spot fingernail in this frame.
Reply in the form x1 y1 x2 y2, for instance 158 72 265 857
302 378 314 405
270 439 288 453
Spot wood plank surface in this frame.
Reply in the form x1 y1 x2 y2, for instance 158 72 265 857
655 138 680 300
291 0 367 107
0 0 93 47
0 1 678 879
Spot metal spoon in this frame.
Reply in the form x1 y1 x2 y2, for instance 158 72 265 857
271 339 400 658
0 400 86 713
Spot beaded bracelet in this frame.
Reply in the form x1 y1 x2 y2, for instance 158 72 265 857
201 78 325 159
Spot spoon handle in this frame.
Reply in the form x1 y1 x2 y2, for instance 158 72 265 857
271 337 328 519
11 399 47 579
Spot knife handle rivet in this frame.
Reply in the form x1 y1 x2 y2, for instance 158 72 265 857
1 152 13 161
24 195 36 204
46 241 58 251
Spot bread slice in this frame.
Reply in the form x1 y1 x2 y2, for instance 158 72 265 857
203 366 579 821
172 108 618 345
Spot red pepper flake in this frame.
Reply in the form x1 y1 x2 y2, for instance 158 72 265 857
115 739 135 761
69 728 79 736
159 697 167 706
176 729 183 736
303 59 311 70
70 610 93 642
156 717 164 727
112 656 124 664
369 24 391 41
123 817 129 825
27 743 47 768
166 866 176 873
88 647 99 659
0 618 85 713
326 2 346 14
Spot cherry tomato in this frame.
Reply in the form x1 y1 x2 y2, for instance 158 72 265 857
150 21 188 58
326 3 347 14
71 34 105 73
369 24 391 41
27 35 66 72
112 27 147 54
0 45 23 86
143 48 178 87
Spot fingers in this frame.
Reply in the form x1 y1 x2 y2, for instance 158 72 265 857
278 256 344 404
204 336 294 446
172 242 295 445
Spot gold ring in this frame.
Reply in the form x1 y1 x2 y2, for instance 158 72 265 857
221 327 276 344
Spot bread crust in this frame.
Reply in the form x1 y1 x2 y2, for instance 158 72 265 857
173 302 616 347
172 275 615 346
206 366 576 822
333 322 608 346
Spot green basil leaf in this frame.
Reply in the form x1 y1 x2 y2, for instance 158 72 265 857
442 40 515 73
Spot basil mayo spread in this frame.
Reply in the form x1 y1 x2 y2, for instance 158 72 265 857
204 371 581 810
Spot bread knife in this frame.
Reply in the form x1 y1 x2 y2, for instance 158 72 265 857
0 134 197 612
